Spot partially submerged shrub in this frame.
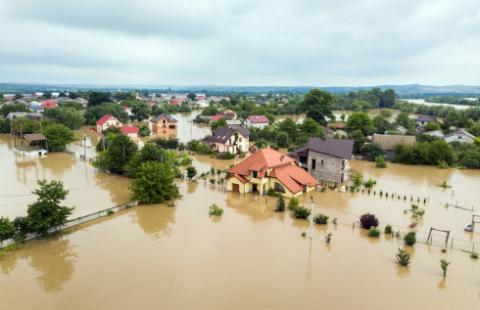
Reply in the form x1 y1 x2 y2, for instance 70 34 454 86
106 210 114 216
404 231 416 246
325 233 332 244
440 259 450 277
368 227 380 238
313 214 329 225
396 248 411 266
471 252 478 259
359 213 379 229
275 196 285 212
384 224 392 235
375 155 387 168
292 206 311 220
209 204 224 216
363 178 377 188
287 197 299 211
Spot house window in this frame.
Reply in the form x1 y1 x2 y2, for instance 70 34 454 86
274 182 285 193
311 159 316 170
321 159 324 165
252 171 258 178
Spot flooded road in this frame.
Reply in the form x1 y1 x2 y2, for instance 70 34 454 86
1 152 480 309
0 135 131 219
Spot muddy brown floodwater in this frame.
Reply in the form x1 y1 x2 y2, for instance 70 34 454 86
1 135 480 309
0 135 131 219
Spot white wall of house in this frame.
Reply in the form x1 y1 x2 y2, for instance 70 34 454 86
97 118 123 133
245 120 269 129
444 134 475 144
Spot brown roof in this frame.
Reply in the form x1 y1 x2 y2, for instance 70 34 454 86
151 113 178 123
372 134 416 151
327 122 347 129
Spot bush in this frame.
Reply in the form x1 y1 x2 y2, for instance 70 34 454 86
292 206 311 219
368 227 380 237
404 231 416 246
0 216 15 242
375 155 387 168
106 210 114 216
313 214 329 225
287 197 299 211
363 178 377 188
217 152 235 160
209 204 224 216
359 213 379 229
396 248 411 266
275 196 285 212
384 224 392 235
471 252 478 259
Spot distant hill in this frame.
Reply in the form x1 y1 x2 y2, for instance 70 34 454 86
1 83 480 97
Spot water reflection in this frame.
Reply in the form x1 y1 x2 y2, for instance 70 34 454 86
133 205 176 238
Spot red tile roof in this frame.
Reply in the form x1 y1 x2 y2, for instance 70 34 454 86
247 115 269 123
120 125 139 134
41 99 57 109
210 114 224 122
228 148 317 193
96 114 116 125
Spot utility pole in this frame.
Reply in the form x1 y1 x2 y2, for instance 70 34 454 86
83 134 87 159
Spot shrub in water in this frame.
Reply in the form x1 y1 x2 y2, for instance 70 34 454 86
471 252 478 259
292 206 311 219
359 213 379 229
404 231 416 246
313 214 329 225
375 155 387 168
368 227 380 238
440 259 450 277
209 204 224 216
275 196 285 212
325 233 332 244
106 210 114 216
384 224 392 235
287 197 299 211
363 178 377 188
396 248 411 266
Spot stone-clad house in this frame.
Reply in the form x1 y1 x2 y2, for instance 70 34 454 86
289 138 354 186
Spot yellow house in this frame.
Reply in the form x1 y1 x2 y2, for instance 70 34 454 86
227 148 318 197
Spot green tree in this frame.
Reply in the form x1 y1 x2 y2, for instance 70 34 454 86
347 112 373 135
131 162 179 204
211 118 226 132
43 107 85 130
379 89 396 108
300 89 334 125
138 124 151 137
84 103 129 124
349 130 366 154
42 124 75 152
125 143 172 177
372 115 391 134
42 92 52 99
0 103 28 117
130 101 151 121
187 93 197 101
440 259 450 277
88 92 111 106
0 216 15 242
26 180 73 235
186 166 197 180
95 133 138 175
362 142 385 161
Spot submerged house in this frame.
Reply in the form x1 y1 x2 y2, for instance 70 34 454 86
289 138 354 186
150 113 178 136
227 148 318 197
207 127 250 154
444 129 476 144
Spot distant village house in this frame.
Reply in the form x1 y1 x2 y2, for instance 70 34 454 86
207 127 250 154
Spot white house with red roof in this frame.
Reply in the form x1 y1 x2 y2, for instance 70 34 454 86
120 124 140 142
245 115 269 129
41 99 57 110
227 148 318 197
96 114 123 133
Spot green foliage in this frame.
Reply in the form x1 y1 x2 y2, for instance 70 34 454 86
300 89 334 125
106 210 114 216
211 118 227 132
154 138 179 149
95 133 138 175
0 217 15 241
395 140 454 166
275 196 285 212
368 227 380 237
349 130 366 154
187 140 212 155
396 248 411 266
43 107 85 129
186 166 197 180
375 155 387 168
42 123 75 152
129 100 151 121
384 224 392 234
292 205 311 219
424 122 441 131
0 118 11 133
471 252 478 259
131 161 179 204
25 180 73 235
362 143 385 161
363 178 377 188
352 172 363 188
138 124 151 137
84 103 129 124
0 103 28 117
404 231 417 246
287 197 300 211
347 112 374 135
440 259 450 277
313 214 329 225
88 92 111 106
209 204 224 216
125 143 172 177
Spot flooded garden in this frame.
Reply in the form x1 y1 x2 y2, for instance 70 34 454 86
1 113 480 309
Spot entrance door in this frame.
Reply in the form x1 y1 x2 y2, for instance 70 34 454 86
252 184 258 193
232 184 240 193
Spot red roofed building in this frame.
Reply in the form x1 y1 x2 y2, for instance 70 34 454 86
120 124 140 141
41 99 57 110
220 109 237 120
227 148 318 197
96 114 123 133
245 115 269 129
169 98 183 106
210 114 224 122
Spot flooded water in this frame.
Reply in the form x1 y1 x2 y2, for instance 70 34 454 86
401 99 470 110
1 152 480 309
0 135 131 219
171 111 212 144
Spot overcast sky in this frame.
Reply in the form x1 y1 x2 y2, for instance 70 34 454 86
0 0 479 86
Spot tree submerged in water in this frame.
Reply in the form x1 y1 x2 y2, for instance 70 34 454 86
440 259 450 277
396 248 411 266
